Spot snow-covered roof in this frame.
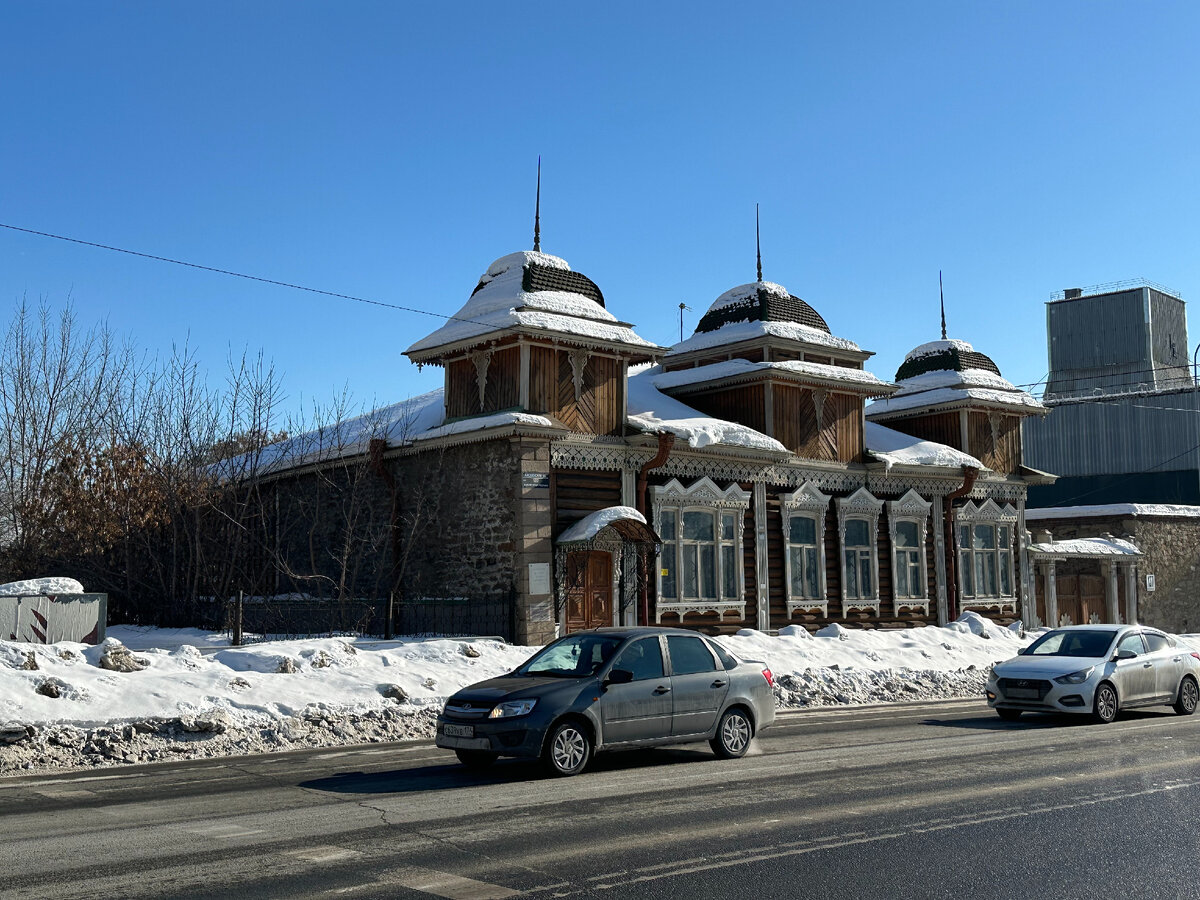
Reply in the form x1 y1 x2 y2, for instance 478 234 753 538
627 365 787 453
1028 537 1141 558
1026 503 1200 521
405 251 660 359
667 319 863 356
870 336 1043 418
864 421 984 471
651 358 893 394
556 506 648 543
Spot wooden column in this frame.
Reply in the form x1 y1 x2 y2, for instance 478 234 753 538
933 495 949 626
1123 562 1138 625
1017 500 1035 629
1104 561 1120 624
1042 560 1059 628
753 482 770 631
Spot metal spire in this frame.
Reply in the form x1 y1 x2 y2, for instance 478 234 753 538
939 270 947 340
756 204 762 283
533 157 541 252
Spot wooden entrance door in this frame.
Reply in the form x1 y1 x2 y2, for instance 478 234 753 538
565 550 614 632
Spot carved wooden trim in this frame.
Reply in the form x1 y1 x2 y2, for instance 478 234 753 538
472 349 494 412
568 349 589 402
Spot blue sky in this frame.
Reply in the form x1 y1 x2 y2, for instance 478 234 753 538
3 2 1199 416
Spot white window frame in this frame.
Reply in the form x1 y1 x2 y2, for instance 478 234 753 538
780 482 831 617
835 487 884 614
652 477 750 623
887 489 932 614
955 499 1019 614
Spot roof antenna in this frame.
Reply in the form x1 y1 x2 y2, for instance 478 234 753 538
533 156 542 252
756 203 763 283
939 270 947 340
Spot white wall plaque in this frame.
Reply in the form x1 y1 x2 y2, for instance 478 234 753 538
529 562 551 596
1146 574 1156 592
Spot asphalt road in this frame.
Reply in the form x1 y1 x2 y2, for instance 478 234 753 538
3 699 1199 900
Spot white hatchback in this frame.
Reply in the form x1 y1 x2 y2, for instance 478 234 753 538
986 625 1200 723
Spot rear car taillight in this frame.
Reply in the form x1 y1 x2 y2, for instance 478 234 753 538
762 668 774 687
1192 652 1200 661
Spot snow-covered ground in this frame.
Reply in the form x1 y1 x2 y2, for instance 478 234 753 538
2 614 1191 776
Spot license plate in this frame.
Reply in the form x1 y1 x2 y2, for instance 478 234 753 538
1007 688 1038 699
443 723 474 738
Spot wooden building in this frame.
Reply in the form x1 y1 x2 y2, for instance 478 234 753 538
254 244 1057 645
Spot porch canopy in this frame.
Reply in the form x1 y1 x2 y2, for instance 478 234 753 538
556 506 660 546
1028 535 1142 627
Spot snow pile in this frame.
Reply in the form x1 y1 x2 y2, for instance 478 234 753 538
865 421 983 471
1028 537 1141 557
627 365 787 453
0 577 86 595
0 613 1039 774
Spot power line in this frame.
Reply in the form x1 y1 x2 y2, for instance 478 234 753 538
0 221 490 331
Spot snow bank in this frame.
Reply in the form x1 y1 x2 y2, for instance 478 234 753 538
0 613 1041 774
865 421 983 471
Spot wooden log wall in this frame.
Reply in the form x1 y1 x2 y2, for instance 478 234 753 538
878 411 962 451
552 469 622 535
683 385 768 437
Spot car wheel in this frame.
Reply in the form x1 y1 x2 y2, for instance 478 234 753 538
455 749 498 769
710 707 753 759
543 720 591 777
997 708 1022 721
1173 676 1199 716
1092 682 1118 724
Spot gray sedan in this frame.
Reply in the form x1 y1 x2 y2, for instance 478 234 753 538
436 626 777 776
986 624 1200 723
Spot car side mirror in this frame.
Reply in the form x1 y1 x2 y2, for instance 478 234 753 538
1115 648 1138 661
1016 647 1027 656
605 668 634 685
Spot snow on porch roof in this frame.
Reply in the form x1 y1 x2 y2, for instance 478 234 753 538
556 506 659 545
1028 536 1142 559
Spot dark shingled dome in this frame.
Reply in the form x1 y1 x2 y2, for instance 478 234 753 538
471 261 605 308
695 284 830 334
895 343 1002 381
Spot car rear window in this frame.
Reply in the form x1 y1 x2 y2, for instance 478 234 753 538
666 635 718 675
1144 633 1170 653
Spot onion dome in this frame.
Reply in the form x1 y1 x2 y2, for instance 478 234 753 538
694 281 830 334
867 338 1044 419
405 250 660 364
894 339 1002 381
667 280 864 358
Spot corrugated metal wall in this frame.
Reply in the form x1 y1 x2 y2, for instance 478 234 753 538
1024 389 1200 477
0 594 107 643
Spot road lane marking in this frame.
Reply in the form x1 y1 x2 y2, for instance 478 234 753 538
32 788 97 800
327 866 520 899
289 845 363 864
184 823 266 840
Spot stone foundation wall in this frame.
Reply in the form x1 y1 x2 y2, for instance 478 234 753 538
1029 514 1200 633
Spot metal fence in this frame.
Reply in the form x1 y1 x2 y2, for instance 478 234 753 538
211 591 516 643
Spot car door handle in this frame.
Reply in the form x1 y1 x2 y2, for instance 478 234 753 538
653 685 671 695
711 679 728 688
1143 662 1153 668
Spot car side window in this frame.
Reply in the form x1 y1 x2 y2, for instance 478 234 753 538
1117 633 1146 656
1143 633 1170 653
666 635 718 675
610 638 665 681
708 639 739 671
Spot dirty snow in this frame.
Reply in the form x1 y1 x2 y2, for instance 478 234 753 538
0 612 1049 774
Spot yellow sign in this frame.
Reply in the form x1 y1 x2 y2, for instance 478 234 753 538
660 568 669 577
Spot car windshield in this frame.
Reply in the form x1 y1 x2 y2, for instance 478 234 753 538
1025 629 1114 658
517 634 625 678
